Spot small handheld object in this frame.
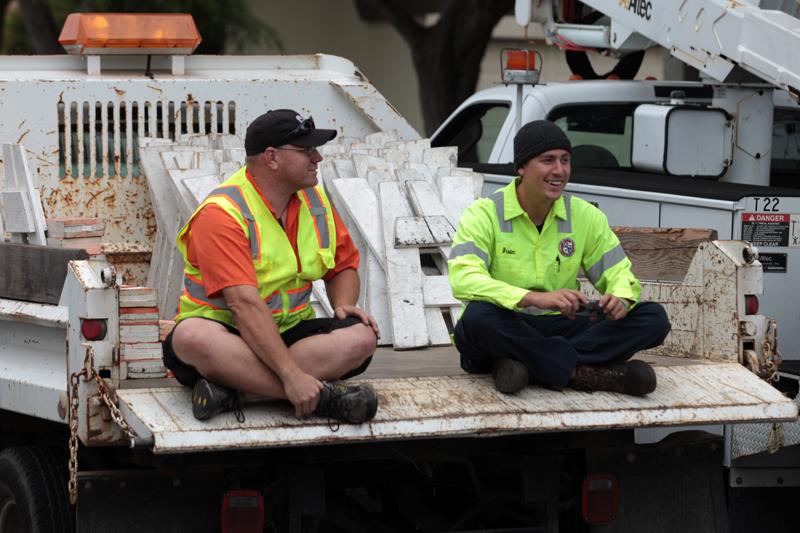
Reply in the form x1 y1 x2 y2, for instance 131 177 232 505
576 300 603 319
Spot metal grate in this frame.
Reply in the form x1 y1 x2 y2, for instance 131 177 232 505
58 100 236 179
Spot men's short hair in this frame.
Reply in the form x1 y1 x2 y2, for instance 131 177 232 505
244 109 337 156
513 120 571 170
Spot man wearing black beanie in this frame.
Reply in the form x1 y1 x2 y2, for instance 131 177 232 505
448 120 671 396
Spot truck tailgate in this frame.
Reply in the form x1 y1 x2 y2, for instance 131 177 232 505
116 348 797 454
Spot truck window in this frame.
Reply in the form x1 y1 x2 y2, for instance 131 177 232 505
548 104 637 169
771 107 800 188
432 103 510 165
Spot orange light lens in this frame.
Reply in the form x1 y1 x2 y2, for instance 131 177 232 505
59 13 201 54
506 50 536 70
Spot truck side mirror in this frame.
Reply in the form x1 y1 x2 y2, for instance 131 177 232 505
631 104 733 177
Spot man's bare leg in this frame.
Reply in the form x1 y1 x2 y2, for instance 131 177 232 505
170 318 376 399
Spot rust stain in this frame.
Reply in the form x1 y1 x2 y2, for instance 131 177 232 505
16 119 26 129
113 87 126 97
16 130 29 144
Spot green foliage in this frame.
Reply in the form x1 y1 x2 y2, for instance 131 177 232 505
10 0 282 54
2 6 33 54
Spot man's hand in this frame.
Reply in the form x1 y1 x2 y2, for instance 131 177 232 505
599 294 629 321
518 289 588 319
281 369 324 418
334 304 380 338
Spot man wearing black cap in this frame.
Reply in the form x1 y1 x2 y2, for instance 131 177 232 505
162 109 379 424
448 120 671 396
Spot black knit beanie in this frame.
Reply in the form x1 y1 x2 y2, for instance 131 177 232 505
513 120 571 170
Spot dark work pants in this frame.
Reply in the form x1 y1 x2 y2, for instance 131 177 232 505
454 301 671 388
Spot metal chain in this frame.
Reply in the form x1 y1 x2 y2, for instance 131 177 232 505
768 423 785 454
89 370 137 446
68 368 87 506
762 318 782 382
67 348 137 505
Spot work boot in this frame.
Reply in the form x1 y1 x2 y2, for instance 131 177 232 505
315 381 378 424
569 360 656 396
492 357 530 394
192 378 245 422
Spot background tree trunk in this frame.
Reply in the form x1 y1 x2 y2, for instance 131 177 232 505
17 0 61 53
358 0 513 135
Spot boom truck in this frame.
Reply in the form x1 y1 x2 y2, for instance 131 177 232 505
0 10 797 533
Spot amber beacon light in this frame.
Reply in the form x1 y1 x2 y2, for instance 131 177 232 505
58 13 202 55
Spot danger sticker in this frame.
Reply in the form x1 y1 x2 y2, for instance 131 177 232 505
742 213 790 223
741 212 790 247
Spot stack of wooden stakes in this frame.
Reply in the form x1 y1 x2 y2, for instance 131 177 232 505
138 131 481 350
45 217 105 255
138 134 334 321
318 131 483 349
138 134 247 319
0 143 47 245
119 286 164 379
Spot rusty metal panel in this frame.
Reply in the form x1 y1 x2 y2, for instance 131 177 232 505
117 360 797 454
0 55 418 252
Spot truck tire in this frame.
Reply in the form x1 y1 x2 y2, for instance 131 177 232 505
0 447 73 533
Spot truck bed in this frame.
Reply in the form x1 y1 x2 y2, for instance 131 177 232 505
116 347 796 454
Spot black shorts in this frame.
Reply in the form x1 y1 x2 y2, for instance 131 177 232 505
162 316 372 387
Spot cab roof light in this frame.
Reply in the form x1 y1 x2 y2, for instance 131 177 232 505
58 13 202 56
500 48 542 85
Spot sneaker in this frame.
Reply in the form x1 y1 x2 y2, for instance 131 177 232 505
315 381 378 425
192 378 245 422
492 357 530 394
569 360 656 396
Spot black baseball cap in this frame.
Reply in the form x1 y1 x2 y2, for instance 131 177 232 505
244 109 337 156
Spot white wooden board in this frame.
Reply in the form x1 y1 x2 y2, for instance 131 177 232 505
379 181 429 349
1 144 47 245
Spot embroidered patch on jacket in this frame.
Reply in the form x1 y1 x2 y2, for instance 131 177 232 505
559 238 575 257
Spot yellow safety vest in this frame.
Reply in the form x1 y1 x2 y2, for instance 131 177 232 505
448 177 640 315
175 167 337 332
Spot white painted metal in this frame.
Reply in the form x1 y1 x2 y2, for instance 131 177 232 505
0 318 66 422
117 360 796 454
571 0 800 97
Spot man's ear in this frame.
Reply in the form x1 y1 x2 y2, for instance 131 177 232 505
265 149 280 170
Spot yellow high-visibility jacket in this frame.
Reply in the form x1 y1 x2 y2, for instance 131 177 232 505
175 167 337 332
448 178 640 315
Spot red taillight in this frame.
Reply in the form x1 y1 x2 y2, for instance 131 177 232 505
221 490 264 533
745 295 759 315
80 319 107 341
582 474 619 524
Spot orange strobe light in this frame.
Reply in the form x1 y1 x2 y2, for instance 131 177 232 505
59 13 201 55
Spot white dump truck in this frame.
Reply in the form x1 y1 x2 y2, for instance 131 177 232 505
0 12 796 533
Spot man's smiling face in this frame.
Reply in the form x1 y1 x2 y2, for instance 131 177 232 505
518 148 571 203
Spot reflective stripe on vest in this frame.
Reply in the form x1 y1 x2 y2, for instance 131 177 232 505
449 241 490 269
184 276 311 314
558 194 572 233
184 275 228 309
585 244 627 285
491 190 513 233
286 284 312 311
300 188 330 249
209 185 259 260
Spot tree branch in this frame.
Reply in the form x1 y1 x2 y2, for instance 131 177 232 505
358 0 424 43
